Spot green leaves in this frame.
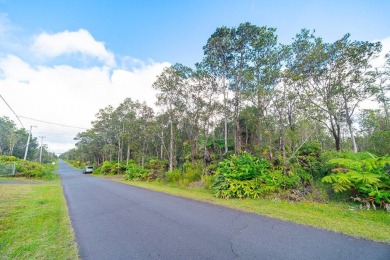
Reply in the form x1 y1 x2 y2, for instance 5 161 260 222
217 152 270 181
322 155 390 205
125 163 147 181
213 153 300 199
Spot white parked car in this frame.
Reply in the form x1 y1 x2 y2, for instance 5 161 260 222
82 166 93 174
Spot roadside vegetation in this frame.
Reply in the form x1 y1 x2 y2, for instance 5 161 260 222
0 155 57 179
0 157 78 259
59 22 389 241
0 181 78 259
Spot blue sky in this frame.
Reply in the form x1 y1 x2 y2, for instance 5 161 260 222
0 0 389 154
2 0 390 65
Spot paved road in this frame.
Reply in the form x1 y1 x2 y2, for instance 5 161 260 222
58 160 390 260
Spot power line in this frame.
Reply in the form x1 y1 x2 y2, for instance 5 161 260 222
0 94 25 128
35 131 76 137
18 115 88 130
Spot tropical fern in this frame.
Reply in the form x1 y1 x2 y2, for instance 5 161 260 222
322 155 390 207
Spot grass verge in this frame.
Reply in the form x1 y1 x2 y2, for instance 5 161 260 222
0 179 78 259
101 175 390 243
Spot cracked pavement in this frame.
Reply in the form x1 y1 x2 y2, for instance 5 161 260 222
58 160 390 260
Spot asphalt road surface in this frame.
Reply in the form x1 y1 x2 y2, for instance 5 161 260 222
58 160 390 260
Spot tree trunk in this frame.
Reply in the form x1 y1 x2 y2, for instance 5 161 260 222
117 139 121 163
126 144 130 165
160 129 164 160
169 119 173 172
245 123 248 147
223 76 228 154
344 96 358 153
329 115 342 151
257 89 263 149
234 87 241 153
347 118 358 152
141 139 146 169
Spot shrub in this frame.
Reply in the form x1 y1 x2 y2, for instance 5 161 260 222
294 141 324 179
5 157 56 179
0 156 18 162
213 153 301 199
182 161 202 182
110 162 127 175
125 163 147 180
99 161 115 175
203 175 216 190
322 155 390 206
147 159 168 180
217 152 269 181
271 170 301 189
214 177 278 199
165 169 181 183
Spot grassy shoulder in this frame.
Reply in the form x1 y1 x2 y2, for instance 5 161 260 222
0 178 79 259
100 175 390 243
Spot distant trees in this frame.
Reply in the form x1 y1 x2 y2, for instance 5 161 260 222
61 23 389 167
0 116 43 161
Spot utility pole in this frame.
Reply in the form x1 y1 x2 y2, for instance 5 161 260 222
23 125 36 160
39 136 45 163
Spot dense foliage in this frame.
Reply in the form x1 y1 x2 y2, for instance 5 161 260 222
322 154 390 207
213 153 303 199
0 156 56 179
55 23 389 210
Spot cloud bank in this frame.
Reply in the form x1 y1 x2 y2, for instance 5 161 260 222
32 29 116 67
0 28 170 154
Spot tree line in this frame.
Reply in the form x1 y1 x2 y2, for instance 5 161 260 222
60 23 390 168
0 117 55 163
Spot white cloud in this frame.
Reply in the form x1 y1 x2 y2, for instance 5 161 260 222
0 55 169 154
0 25 170 154
0 26 173 154
371 36 390 69
32 29 116 67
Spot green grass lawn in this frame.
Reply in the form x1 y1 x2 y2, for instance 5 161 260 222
101 176 390 243
0 178 78 259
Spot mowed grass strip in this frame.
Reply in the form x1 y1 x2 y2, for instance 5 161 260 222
0 180 78 259
107 178 390 243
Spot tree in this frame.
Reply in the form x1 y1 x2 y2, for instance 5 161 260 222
245 25 284 154
190 63 221 162
153 64 189 171
332 36 382 152
203 26 234 154
372 51 390 125
288 30 381 151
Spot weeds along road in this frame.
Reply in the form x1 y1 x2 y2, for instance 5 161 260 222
57 160 390 260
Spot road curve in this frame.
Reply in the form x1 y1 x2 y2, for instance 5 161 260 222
58 160 390 260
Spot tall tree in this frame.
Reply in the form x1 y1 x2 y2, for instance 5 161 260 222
203 26 233 154
153 64 188 171
245 26 283 152
288 30 381 151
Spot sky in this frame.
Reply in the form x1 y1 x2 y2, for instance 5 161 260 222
0 0 389 155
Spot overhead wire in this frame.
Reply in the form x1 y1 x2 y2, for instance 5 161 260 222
0 69 25 128
35 131 76 138
0 94 25 128
18 115 88 130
